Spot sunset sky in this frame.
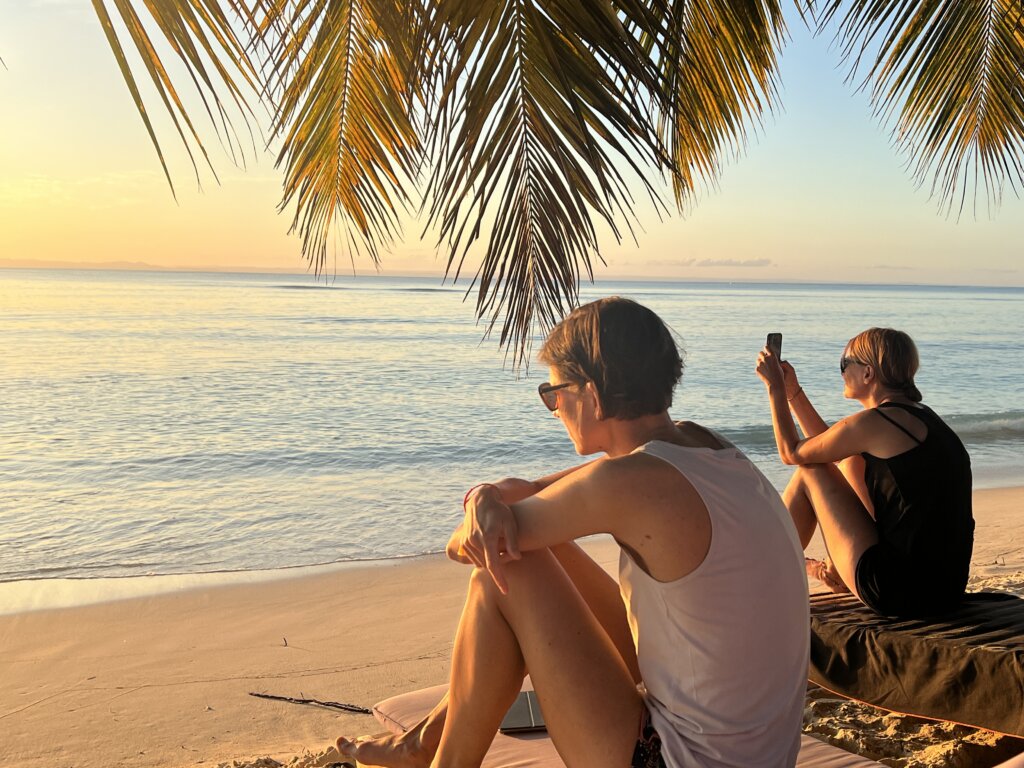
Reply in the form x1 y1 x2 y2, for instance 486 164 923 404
1 1 1021 286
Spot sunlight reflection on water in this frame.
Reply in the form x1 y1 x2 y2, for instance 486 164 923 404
2 270 1022 583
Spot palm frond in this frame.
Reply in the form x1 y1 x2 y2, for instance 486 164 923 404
94 0 1024 369
258 0 422 272
423 0 672 367
91 0 261 194
651 0 786 207
815 0 1024 213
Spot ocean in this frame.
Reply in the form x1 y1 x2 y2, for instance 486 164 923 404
1 269 1022 589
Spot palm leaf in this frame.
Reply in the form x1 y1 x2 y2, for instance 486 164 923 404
421 0 674 366
815 0 1024 213
93 0 1024 368
257 0 422 272
652 0 786 207
92 0 261 192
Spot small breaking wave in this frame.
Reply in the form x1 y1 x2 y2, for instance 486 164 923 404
721 410 1024 452
946 410 1024 442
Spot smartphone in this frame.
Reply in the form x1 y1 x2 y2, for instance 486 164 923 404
499 690 546 734
766 332 782 357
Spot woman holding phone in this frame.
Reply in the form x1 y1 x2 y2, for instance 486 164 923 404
756 328 974 617
337 297 809 768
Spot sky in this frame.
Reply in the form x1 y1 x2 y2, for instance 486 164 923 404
0 1 1021 286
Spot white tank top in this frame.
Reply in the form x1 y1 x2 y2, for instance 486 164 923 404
619 440 809 768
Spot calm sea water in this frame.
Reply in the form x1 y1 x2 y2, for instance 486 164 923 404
1 269 1022 584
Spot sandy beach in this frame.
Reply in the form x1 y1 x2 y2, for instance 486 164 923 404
2 487 1022 768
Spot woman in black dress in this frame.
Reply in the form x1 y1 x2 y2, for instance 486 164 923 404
757 327 974 617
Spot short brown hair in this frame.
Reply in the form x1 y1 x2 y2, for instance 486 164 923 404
847 327 922 402
539 297 683 419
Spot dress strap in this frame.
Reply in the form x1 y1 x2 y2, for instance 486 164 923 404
873 405 924 444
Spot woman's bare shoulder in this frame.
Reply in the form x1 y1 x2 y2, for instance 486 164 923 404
594 451 705 510
601 450 712 581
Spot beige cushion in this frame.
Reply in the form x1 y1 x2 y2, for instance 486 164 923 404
373 683 883 767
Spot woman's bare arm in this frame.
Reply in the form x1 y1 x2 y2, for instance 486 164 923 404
490 462 595 504
759 349 871 466
772 360 870 507
451 455 708 591
777 360 829 438
449 461 615 591
787 389 829 438
781 411 876 465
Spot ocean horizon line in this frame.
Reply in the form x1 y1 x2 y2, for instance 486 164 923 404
3 262 1023 292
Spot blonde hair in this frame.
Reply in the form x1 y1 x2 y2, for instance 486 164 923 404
847 328 922 402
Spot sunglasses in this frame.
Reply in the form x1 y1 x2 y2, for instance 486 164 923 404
840 356 867 374
538 382 573 411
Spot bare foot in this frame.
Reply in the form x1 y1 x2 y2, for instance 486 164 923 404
806 557 851 594
335 730 432 768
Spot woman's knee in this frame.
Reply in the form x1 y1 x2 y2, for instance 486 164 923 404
794 462 849 497
467 548 558 598
786 464 825 502
503 548 560 590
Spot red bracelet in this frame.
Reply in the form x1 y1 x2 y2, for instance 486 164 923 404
463 483 496 509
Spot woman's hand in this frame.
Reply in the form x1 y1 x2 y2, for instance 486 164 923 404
758 346 807 464
779 360 801 401
447 485 522 593
445 524 475 565
756 345 786 392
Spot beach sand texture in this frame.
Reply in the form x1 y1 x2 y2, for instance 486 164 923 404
1 487 1021 768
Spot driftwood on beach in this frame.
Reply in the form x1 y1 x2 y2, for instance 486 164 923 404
248 692 372 715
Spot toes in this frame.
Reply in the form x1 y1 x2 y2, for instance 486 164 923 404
336 735 375 757
328 741 357 768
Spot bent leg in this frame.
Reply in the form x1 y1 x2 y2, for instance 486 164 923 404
338 544 637 767
790 464 878 602
434 549 643 768
783 471 818 549
550 542 639 683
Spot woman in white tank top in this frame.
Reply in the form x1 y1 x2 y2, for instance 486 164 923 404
336 298 809 768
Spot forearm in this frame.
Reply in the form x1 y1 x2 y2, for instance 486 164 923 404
768 385 804 464
787 389 829 438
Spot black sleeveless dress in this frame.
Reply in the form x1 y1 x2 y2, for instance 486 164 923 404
854 402 974 617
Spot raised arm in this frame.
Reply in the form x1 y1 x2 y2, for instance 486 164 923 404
780 361 828 439
757 347 874 467
757 350 876 512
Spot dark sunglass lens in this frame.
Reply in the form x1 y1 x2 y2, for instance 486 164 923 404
537 382 573 411
538 383 555 411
